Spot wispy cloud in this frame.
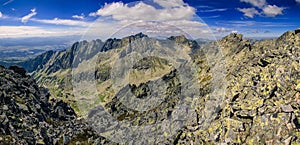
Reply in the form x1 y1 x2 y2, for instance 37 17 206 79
216 20 296 27
199 8 228 12
237 8 260 18
0 26 84 38
214 27 231 33
21 8 37 23
32 18 90 27
200 15 220 19
243 29 271 34
296 0 300 3
72 13 85 20
2 0 14 6
195 5 212 9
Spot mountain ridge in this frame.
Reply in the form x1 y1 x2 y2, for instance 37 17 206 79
1 29 300 144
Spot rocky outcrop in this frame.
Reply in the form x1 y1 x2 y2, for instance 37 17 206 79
168 35 200 51
0 65 110 144
170 30 300 144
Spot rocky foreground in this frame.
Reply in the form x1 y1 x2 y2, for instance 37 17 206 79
0 66 112 144
174 29 300 144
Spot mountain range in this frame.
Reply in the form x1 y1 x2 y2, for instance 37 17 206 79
1 29 300 144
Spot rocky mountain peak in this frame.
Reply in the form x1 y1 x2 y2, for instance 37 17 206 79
131 32 148 38
168 35 200 51
296 28 300 34
276 29 300 46
222 33 243 43
218 33 250 55
168 35 188 43
121 32 149 44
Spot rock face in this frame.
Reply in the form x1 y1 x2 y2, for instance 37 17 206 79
0 65 110 144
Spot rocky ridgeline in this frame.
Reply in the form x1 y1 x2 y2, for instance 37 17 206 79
0 66 110 144
34 33 149 76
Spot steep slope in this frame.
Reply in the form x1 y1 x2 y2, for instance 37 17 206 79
0 65 111 144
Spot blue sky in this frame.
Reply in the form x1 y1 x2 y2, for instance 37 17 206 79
0 0 299 40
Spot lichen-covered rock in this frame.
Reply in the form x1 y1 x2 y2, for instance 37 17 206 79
170 29 300 144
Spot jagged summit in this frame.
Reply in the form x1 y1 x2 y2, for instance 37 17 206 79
218 32 251 55
168 35 188 43
128 32 148 39
221 33 243 43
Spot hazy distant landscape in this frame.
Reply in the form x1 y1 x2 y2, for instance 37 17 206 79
0 36 80 63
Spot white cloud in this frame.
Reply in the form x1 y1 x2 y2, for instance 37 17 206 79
296 0 300 3
0 11 2 18
32 18 90 26
166 20 206 27
262 5 284 17
72 13 85 20
89 1 195 21
237 8 260 18
238 0 284 18
3 0 14 6
240 0 266 8
85 0 218 40
0 26 84 38
153 0 185 8
201 15 220 19
213 27 238 34
231 30 238 33
215 27 229 33
21 8 37 23
1 0 216 40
